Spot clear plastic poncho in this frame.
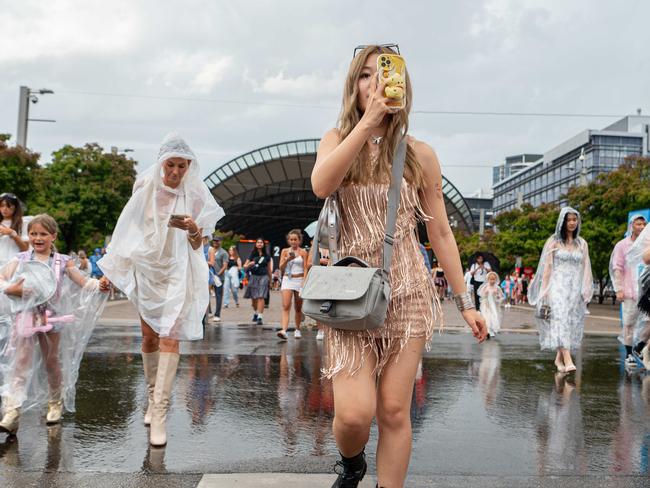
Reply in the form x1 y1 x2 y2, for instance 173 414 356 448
0 252 108 414
528 207 593 350
609 213 646 300
627 217 650 286
98 133 224 340
477 278 504 335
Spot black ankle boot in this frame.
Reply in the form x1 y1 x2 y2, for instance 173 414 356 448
332 449 367 488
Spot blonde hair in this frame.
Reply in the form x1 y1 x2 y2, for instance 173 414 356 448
286 228 303 245
486 271 499 282
339 45 423 187
28 214 59 235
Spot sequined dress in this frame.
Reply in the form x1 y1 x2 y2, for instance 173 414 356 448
324 178 441 378
540 248 587 350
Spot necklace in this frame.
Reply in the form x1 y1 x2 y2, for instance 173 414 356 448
370 135 383 145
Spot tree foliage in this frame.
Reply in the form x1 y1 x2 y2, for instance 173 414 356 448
455 156 650 290
31 144 137 252
0 134 42 204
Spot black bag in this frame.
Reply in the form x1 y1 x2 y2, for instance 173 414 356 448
637 265 650 315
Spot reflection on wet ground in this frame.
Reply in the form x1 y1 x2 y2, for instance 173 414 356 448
1 325 650 478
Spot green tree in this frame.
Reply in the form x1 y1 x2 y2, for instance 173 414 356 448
33 144 137 252
0 134 42 205
566 155 650 300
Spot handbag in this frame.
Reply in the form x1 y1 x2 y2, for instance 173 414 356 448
637 265 650 315
300 138 407 330
535 303 552 321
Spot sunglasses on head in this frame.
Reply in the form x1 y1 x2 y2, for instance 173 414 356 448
0 193 18 203
353 43 400 59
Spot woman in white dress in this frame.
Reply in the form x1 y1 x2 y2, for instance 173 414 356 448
277 229 308 340
529 207 593 373
98 133 224 447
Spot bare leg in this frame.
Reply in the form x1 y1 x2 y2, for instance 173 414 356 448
140 319 160 353
293 292 302 330
332 348 377 456
375 338 425 488
561 347 575 370
280 290 293 333
38 331 62 395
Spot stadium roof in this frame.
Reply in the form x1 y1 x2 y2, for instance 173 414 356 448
204 139 474 244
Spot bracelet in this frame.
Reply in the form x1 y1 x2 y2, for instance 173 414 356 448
188 230 201 239
453 291 475 312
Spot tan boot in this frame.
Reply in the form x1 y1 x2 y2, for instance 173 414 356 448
142 351 159 426
46 399 63 425
0 404 20 435
149 352 179 447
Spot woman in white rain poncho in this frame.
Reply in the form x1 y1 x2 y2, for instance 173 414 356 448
528 207 593 373
625 218 650 366
0 214 109 436
99 133 224 447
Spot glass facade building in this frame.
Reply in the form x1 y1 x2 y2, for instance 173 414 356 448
493 116 650 213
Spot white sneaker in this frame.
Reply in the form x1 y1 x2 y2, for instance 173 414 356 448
625 354 637 368
213 316 221 323
316 329 325 341
294 329 302 339
642 345 650 370
277 330 288 341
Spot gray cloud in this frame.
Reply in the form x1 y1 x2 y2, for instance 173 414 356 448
1 0 649 196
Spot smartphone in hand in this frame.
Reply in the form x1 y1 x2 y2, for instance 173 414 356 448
377 54 406 109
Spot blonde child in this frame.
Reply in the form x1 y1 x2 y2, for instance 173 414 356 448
478 272 505 338
0 214 109 436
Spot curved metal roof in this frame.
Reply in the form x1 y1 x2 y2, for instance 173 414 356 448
204 139 474 244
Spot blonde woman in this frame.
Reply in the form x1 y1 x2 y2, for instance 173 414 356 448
277 229 308 340
311 45 486 488
99 133 224 447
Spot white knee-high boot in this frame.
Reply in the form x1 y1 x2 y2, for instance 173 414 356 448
142 351 159 426
149 352 179 447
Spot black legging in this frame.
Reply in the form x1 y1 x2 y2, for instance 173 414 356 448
472 279 483 311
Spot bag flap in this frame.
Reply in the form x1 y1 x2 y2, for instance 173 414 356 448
301 266 380 301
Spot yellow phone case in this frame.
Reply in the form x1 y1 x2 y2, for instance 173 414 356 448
377 54 406 108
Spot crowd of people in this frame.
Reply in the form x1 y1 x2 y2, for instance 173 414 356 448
1 44 650 488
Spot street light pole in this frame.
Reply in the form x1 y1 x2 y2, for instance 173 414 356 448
16 86 55 148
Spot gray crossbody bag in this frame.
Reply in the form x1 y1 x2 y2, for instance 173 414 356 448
300 138 406 330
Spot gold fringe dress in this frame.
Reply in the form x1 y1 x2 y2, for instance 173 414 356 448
324 177 442 378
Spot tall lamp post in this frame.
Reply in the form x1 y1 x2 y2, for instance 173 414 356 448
16 86 55 148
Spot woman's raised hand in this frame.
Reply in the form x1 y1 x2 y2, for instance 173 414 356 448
360 77 394 130
4 278 24 297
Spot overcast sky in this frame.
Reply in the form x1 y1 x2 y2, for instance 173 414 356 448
2 0 649 196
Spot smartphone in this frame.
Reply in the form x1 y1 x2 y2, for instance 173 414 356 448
377 53 406 109
289 251 296 258
169 214 189 221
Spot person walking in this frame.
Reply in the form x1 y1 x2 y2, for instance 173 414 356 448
469 254 491 311
431 260 447 301
208 236 228 323
223 246 242 309
529 207 593 374
89 248 104 279
478 272 505 338
0 214 109 436
277 229 308 340
610 214 647 368
311 44 486 488
243 238 272 325
98 133 224 447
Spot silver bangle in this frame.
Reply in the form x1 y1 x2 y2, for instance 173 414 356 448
454 292 475 312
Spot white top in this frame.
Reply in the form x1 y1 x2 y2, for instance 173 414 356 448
470 261 492 283
286 253 304 276
0 219 28 266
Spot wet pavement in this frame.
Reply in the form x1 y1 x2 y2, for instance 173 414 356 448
1 299 649 487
